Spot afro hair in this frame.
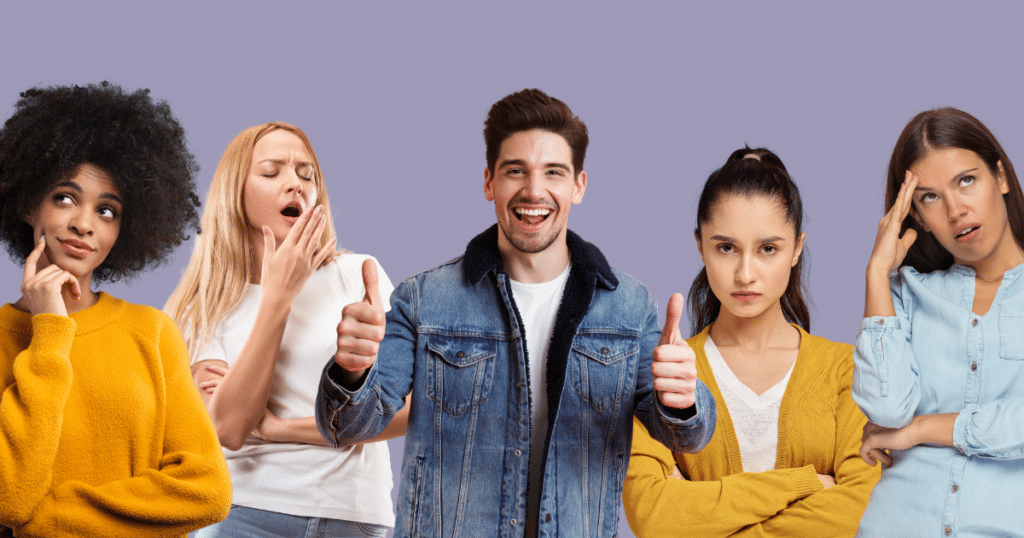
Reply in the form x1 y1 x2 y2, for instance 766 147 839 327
0 82 201 283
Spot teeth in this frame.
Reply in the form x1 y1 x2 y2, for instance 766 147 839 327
957 227 977 237
515 208 551 216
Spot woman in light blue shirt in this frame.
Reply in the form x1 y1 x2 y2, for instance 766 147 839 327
854 107 1024 537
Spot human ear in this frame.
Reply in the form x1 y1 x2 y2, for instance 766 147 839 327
483 167 494 202
572 170 587 204
997 160 1010 195
791 232 806 267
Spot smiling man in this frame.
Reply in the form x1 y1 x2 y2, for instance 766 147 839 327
316 89 715 538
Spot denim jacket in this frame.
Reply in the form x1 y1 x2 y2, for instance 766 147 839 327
317 226 715 538
853 263 1024 537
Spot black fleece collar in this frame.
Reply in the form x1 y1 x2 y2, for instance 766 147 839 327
462 223 621 461
462 224 619 290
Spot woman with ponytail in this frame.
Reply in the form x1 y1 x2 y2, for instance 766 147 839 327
622 148 878 537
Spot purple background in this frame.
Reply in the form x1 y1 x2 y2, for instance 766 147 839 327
2 2 1021 535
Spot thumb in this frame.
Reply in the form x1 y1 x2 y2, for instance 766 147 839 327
262 226 276 261
899 227 918 252
362 258 381 306
659 292 685 346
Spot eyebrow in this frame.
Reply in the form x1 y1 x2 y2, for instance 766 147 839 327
913 168 978 192
498 159 572 173
54 181 123 204
709 234 786 243
256 159 313 167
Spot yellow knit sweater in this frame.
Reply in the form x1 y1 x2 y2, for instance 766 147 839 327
0 293 231 537
623 325 879 537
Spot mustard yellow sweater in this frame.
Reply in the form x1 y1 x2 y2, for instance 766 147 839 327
623 326 879 537
0 293 231 537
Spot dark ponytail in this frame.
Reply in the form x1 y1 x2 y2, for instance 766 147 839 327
687 147 811 336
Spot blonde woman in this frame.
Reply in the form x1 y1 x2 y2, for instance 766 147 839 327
167 122 406 537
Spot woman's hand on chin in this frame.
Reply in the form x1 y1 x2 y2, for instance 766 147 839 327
19 235 80 316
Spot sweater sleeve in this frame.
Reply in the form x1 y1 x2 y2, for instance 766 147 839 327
728 354 880 538
0 315 76 528
11 314 231 537
622 417 822 538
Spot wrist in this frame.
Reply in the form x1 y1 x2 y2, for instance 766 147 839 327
866 262 894 282
258 292 294 314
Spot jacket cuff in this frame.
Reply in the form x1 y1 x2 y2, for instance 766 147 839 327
654 379 716 435
321 358 379 405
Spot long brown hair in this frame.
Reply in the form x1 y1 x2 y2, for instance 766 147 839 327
886 107 1024 273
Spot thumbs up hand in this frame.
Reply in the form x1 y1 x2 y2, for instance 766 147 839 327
335 258 387 377
652 293 698 410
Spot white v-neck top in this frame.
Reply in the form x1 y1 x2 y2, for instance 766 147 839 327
704 335 795 473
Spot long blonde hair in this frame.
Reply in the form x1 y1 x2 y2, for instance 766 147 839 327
166 122 338 359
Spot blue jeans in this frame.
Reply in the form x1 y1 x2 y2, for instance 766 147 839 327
192 506 388 538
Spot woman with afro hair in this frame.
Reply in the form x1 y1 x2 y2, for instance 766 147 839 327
0 82 231 537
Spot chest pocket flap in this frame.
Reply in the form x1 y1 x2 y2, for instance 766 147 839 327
572 332 639 410
426 333 499 415
998 303 1024 360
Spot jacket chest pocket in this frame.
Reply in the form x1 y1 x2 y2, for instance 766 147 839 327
426 333 498 416
998 304 1024 360
572 332 638 411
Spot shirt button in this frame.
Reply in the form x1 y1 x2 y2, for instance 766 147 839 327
545 514 552 523
971 362 978 371
951 483 958 492
600 347 610 355
510 519 518 526
876 319 885 325
945 526 951 535
514 450 522 456
455 350 466 358
971 319 978 327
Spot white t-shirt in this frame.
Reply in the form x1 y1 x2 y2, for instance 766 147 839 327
704 335 794 474
195 254 396 525
509 262 570 535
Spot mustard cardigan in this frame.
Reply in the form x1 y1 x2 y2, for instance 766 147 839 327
623 325 879 537
0 293 231 537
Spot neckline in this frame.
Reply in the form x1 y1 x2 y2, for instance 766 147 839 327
0 292 125 335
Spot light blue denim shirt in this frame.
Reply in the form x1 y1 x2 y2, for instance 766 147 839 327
316 227 715 538
853 263 1024 537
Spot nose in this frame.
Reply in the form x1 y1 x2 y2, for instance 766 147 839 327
946 192 967 222
735 253 755 284
284 169 304 195
68 207 94 236
520 172 545 201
